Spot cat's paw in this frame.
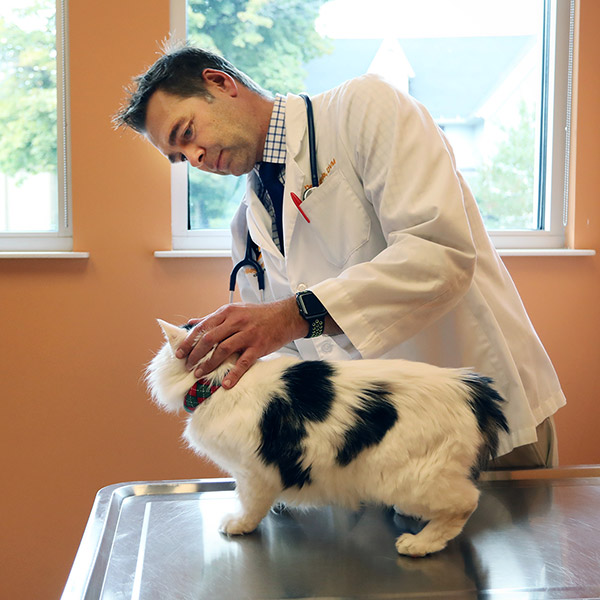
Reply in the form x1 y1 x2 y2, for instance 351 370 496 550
395 533 447 557
219 513 259 536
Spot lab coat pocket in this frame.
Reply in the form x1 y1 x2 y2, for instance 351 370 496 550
300 169 371 268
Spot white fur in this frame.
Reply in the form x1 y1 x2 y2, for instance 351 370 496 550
146 320 496 557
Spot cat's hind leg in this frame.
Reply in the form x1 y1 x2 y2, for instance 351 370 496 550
220 476 280 536
394 479 479 557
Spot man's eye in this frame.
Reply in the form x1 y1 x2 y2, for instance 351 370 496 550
180 154 187 162
183 126 192 140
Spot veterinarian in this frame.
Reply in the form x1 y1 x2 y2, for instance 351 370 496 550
115 46 566 469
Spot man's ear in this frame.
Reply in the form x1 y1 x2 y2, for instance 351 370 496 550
202 68 239 97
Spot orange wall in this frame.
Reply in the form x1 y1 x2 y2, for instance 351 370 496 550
0 0 598 598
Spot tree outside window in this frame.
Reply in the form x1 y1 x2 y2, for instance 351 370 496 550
0 0 58 233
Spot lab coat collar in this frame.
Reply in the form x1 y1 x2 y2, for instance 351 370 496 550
285 93 309 160
280 93 315 256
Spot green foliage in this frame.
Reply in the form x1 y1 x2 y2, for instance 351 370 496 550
0 2 57 179
187 0 329 94
471 101 537 230
186 0 330 229
189 170 246 229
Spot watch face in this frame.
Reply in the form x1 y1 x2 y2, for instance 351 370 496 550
300 292 327 318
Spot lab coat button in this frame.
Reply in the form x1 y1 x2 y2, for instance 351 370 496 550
321 342 333 354
296 283 307 292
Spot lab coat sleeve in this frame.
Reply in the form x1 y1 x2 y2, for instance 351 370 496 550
311 76 477 359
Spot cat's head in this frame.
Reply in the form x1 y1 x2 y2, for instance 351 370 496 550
145 319 228 413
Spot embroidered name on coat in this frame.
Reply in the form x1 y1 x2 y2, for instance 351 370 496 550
303 158 336 195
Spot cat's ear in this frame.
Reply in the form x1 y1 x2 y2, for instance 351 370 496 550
157 319 188 354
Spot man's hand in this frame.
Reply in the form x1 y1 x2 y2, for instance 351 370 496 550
176 297 308 389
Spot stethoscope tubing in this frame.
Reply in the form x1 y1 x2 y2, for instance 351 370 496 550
300 94 319 192
229 231 265 303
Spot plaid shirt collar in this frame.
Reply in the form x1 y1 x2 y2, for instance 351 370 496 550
260 94 287 165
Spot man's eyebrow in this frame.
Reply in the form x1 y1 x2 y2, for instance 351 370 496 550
165 118 186 163
168 118 185 147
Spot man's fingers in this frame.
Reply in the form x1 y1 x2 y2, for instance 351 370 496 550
191 329 243 376
177 299 302 387
186 322 232 369
177 313 226 363
176 324 205 360
221 351 257 389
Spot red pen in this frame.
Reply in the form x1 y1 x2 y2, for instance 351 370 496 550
290 192 311 223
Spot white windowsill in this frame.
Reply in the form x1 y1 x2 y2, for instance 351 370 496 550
0 251 90 259
154 248 596 258
497 248 595 257
154 249 231 258
2 248 592 259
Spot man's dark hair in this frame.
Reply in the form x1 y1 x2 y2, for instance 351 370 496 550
113 45 267 134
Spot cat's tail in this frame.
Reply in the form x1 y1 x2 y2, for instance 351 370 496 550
461 374 510 479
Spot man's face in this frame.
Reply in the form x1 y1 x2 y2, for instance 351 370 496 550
144 71 265 177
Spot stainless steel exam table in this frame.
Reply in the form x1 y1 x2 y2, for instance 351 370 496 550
61 467 600 599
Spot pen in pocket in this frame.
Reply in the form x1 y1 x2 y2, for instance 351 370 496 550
290 192 311 223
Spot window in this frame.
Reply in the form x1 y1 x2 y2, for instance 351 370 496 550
170 0 573 252
0 0 71 252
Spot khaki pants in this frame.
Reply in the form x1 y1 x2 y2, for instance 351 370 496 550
486 416 558 470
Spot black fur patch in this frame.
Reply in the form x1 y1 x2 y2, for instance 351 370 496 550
281 361 336 422
462 374 509 479
336 383 398 466
257 361 336 489
259 394 313 488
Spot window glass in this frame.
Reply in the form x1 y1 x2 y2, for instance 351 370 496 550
180 0 564 244
0 0 62 234
185 0 329 230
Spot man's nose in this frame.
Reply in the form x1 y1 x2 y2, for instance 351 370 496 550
184 147 203 168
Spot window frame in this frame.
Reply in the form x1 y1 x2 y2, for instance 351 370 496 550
169 0 574 254
0 0 71 252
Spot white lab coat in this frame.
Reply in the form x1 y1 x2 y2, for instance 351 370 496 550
230 74 566 456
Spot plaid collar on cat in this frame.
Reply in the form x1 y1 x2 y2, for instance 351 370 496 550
184 378 221 413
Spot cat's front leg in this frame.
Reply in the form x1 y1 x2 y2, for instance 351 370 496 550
220 477 279 536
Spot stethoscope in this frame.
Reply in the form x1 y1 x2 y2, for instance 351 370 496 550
229 94 318 303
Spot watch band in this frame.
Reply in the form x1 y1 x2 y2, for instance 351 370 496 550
306 316 325 338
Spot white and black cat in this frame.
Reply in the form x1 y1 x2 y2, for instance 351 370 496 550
146 319 508 557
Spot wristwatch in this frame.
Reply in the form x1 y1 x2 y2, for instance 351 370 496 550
295 290 327 338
